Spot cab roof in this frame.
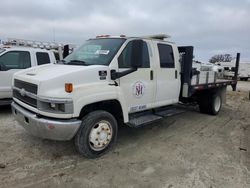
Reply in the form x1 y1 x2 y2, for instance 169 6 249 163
94 34 172 41
1 46 53 53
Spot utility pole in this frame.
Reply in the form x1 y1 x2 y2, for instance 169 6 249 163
232 53 240 91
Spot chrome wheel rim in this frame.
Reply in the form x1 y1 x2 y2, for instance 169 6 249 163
89 120 113 151
214 96 221 112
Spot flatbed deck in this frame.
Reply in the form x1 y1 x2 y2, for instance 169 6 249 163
192 79 237 90
178 46 239 98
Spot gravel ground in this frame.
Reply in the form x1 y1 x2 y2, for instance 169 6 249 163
0 81 250 188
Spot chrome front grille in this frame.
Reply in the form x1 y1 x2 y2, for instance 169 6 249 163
14 79 38 94
13 79 38 108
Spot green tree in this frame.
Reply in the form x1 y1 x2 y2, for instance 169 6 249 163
209 54 233 64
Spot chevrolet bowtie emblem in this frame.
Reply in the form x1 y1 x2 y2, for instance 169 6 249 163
20 88 26 97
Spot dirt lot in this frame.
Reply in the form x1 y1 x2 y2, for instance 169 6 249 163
0 81 250 188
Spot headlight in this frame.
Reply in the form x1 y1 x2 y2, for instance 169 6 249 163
49 103 65 112
37 98 73 114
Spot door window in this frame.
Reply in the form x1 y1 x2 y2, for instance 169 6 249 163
118 41 150 68
36 52 51 65
0 51 31 70
157 44 175 68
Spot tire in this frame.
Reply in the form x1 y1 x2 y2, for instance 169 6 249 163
74 110 118 158
208 93 222 115
198 98 209 114
198 92 222 115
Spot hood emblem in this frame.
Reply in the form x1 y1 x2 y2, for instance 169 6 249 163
20 88 26 97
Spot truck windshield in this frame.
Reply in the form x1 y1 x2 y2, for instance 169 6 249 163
64 38 125 66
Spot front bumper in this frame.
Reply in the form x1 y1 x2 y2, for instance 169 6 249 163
12 102 81 141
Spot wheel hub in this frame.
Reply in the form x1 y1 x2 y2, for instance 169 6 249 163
89 121 112 151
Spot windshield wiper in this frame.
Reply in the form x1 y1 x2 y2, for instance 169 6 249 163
67 60 89 66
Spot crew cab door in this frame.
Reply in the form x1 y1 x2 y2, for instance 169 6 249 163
154 42 180 105
0 50 31 98
117 40 155 113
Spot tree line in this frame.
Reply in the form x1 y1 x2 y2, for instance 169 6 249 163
209 54 233 64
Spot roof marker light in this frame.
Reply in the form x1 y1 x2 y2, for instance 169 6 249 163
96 35 110 38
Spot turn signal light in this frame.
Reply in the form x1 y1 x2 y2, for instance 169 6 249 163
65 83 73 93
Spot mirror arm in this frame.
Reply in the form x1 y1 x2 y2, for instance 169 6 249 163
111 68 138 80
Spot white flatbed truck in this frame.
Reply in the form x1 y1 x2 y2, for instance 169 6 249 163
11 34 238 158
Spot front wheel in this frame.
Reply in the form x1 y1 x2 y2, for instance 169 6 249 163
74 110 118 158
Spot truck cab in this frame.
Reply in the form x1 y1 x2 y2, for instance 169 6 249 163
11 34 236 158
0 46 56 105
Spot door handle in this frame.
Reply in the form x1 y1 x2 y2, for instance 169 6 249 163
150 70 153 80
175 70 178 79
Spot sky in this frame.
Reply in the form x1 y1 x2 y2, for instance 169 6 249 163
0 0 249 62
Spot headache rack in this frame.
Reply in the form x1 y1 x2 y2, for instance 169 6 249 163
178 46 239 99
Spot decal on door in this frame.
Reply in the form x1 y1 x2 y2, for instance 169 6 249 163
130 105 147 112
132 81 145 98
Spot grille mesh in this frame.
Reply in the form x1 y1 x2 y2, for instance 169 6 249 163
14 79 38 94
13 79 38 108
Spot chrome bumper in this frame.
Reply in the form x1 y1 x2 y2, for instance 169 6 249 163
11 102 81 141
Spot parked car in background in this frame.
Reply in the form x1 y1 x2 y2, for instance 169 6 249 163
0 38 75 105
216 61 250 81
0 46 56 105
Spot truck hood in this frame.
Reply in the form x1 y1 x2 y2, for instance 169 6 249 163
14 64 111 97
15 64 109 82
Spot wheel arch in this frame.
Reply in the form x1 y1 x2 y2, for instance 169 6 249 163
78 99 126 124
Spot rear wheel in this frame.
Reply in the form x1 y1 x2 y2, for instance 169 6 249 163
74 110 118 158
198 92 222 115
209 94 222 115
198 97 209 114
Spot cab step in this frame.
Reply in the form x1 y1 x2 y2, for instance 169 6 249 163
154 106 185 117
128 113 162 127
127 105 186 128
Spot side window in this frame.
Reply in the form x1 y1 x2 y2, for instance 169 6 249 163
157 44 175 68
118 41 150 68
36 52 50 65
0 51 31 70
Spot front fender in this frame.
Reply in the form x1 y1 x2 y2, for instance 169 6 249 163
73 83 129 122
